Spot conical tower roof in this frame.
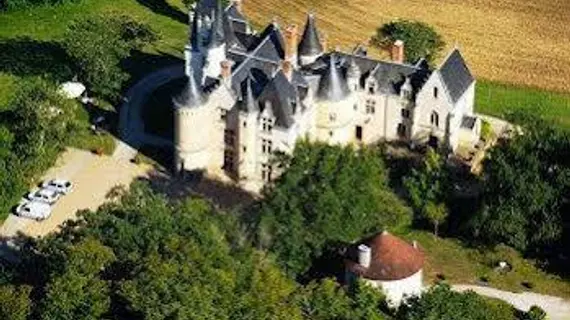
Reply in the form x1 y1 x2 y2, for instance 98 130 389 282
190 10 201 50
210 0 226 47
318 55 350 101
174 74 204 109
298 14 323 56
240 75 258 112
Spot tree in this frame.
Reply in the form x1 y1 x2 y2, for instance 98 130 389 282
424 202 448 237
0 285 32 320
403 148 450 233
396 284 517 320
523 306 547 320
470 111 570 252
256 141 411 276
372 20 445 64
297 279 388 320
62 15 157 99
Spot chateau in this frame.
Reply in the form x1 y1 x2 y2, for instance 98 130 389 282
174 0 481 192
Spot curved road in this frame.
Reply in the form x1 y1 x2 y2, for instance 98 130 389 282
453 285 570 320
113 64 185 161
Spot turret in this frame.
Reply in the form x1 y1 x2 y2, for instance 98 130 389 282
173 73 213 173
346 57 361 92
203 0 227 79
237 76 260 184
298 14 324 66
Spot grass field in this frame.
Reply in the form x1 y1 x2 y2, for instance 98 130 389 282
400 230 570 298
243 0 570 93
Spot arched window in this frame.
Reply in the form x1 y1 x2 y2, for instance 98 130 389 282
430 111 440 127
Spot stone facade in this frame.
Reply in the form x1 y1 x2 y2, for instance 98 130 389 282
173 0 481 192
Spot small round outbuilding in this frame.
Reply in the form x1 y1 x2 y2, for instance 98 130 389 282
345 231 424 307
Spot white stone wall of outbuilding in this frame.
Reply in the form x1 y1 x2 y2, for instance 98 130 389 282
363 269 423 308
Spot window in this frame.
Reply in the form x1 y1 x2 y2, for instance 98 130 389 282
220 108 228 121
355 126 363 141
366 100 376 114
397 123 406 137
261 139 273 154
368 81 376 94
402 89 412 100
224 149 234 171
430 111 440 127
329 113 337 122
353 104 358 111
401 109 410 119
261 163 273 182
261 117 273 132
243 146 247 153
224 129 235 146
243 121 247 128
433 87 439 98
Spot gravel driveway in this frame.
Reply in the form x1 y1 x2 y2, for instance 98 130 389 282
0 148 150 241
453 285 570 320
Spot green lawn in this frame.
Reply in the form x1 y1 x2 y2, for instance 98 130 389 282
476 80 570 128
399 229 570 298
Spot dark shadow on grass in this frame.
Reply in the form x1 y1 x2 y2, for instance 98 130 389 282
136 163 257 211
134 0 188 24
0 37 75 81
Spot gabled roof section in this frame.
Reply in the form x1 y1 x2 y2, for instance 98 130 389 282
173 74 204 109
258 71 297 128
257 23 285 58
298 14 323 56
439 49 475 103
223 12 244 50
254 37 282 62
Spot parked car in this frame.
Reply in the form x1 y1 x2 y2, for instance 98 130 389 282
27 188 61 205
42 179 73 195
15 201 52 221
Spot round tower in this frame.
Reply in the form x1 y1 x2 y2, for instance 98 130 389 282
173 74 213 173
316 54 358 144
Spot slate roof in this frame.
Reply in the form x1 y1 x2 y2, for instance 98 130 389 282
225 2 246 22
209 0 226 47
345 231 425 281
194 0 217 18
317 55 350 101
257 23 286 59
258 71 298 128
439 49 475 103
298 14 323 56
461 115 477 130
173 74 204 109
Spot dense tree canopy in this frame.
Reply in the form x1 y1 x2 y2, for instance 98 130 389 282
0 78 78 216
62 15 157 99
372 20 445 64
396 284 519 320
255 141 411 276
470 113 570 253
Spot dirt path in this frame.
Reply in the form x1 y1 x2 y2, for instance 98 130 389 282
0 148 151 240
453 285 570 320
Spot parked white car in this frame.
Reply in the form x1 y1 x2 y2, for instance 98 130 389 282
15 201 52 221
27 188 61 205
42 179 73 195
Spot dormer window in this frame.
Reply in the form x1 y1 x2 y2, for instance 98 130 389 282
368 82 376 94
402 88 412 100
219 108 228 121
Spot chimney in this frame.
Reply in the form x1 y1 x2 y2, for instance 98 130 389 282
281 60 293 81
391 39 405 64
221 60 233 81
284 24 299 63
321 32 328 53
357 244 371 268
231 0 242 13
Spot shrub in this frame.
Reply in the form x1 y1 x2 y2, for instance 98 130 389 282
0 0 81 12
371 20 445 64
480 119 493 142
524 306 547 320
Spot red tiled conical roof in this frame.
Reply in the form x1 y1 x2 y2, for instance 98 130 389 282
345 231 424 281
